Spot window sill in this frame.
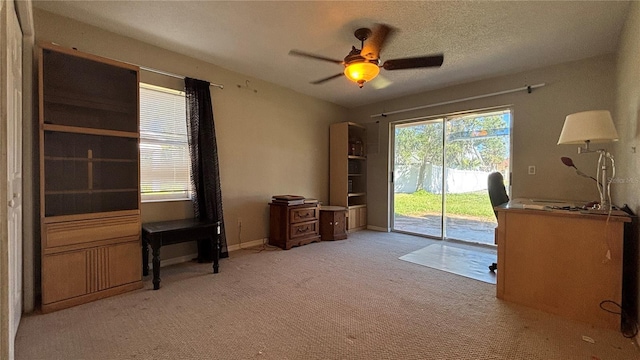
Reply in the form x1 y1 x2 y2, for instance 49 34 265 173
142 198 192 204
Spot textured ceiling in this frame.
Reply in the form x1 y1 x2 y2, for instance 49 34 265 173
33 1 630 108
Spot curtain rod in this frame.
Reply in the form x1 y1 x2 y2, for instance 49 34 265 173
139 65 224 89
370 83 545 118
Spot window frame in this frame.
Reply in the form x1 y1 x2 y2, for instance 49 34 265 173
139 82 193 203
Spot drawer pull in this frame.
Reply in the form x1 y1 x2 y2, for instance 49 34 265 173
297 226 310 233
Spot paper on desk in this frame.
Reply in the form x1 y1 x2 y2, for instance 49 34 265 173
509 198 576 210
521 204 549 210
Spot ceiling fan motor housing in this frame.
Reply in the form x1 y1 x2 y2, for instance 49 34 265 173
344 47 379 67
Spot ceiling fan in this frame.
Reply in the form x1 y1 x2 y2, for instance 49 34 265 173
289 23 444 88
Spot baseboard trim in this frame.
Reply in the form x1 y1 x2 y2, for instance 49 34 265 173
229 238 267 251
154 238 268 268
154 254 199 268
367 225 389 232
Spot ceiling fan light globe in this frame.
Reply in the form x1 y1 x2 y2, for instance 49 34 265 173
344 62 379 85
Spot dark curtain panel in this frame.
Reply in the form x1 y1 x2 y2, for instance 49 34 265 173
185 77 228 259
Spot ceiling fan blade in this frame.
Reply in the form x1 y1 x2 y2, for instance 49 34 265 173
369 74 393 90
289 50 344 65
361 24 394 60
382 54 444 70
310 73 344 85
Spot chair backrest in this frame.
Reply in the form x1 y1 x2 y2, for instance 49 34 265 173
488 172 509 219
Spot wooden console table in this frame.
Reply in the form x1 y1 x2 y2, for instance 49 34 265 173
495 204 630 330
142 219 220 290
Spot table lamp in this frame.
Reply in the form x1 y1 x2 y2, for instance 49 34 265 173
558 110 618 211
557 110 618 211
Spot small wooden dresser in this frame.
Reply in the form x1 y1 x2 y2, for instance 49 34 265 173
269 203 320 249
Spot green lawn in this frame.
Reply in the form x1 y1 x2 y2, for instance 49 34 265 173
394 190 495 221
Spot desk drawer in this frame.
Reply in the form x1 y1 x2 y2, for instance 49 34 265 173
289 220 318 240
290 206 318 223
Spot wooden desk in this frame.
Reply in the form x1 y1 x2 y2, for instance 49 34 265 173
495 204 630 330
142 219 220 290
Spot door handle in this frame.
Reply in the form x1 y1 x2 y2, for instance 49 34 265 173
8 194 20 208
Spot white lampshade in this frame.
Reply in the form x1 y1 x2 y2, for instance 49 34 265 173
557 110 619 145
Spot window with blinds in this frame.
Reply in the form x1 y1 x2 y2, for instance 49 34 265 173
139 83 192 201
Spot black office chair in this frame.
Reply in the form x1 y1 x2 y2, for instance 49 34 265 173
487 172 509 272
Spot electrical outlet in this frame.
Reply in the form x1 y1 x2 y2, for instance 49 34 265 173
528 165 536 175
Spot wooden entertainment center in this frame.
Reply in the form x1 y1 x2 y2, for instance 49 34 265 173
38 43 142 312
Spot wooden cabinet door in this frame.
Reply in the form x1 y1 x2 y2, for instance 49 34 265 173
42 251 87 304
348 208 357 230
348 206 367 230
333 211 346 238
357 207 367 229
109 241 142 287
320 210 346 240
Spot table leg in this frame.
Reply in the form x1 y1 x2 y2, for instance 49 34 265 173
142 237 149 276
152 244 161 290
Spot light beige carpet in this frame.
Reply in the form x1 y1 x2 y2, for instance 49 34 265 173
15 231 638 359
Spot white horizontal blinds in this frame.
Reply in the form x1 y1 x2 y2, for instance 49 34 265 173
139 83 192 201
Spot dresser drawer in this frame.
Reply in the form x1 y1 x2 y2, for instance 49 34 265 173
43 214 140 249
289 220 318 240
290 206 318 223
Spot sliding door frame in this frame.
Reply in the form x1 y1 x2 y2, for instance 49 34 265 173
390 105 513 242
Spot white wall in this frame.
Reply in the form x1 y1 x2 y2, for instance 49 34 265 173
348 55 616 230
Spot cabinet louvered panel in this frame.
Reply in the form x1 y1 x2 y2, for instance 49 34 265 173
86 247 110 293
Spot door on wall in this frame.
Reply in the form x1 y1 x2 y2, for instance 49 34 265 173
392 119 444 238
392 109 511 245
1 0 24 357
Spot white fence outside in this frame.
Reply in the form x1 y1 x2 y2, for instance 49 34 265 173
395 164 491 194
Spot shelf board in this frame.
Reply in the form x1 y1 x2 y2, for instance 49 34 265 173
43 124 139 138
45 188 138 195
348 173 363 177
347 204 367 209
43 209 140 224
44 90 135 114
44 156 137 163
347 122 366 129
348 192 366 197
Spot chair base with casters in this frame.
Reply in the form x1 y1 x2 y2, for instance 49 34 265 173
487 172 509 273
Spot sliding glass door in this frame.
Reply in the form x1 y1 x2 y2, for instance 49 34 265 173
392 109 511 245
393 119 444 238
